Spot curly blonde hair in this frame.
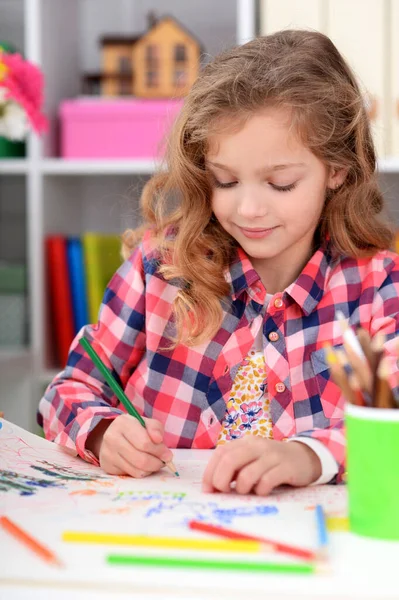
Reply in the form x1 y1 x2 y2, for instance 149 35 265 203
122 29 394 346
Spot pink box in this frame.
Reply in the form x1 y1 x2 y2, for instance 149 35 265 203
59 98 184 159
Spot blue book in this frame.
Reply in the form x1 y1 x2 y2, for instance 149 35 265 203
67 237 89 333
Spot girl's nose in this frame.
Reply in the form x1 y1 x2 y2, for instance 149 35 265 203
236 189 268 219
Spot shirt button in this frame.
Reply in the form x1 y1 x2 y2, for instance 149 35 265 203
209 417 214 426
268 331 279 342
274 297 283 309
275 382 286 393
223 365 229 375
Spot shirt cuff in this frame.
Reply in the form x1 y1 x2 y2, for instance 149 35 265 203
287 437 339 485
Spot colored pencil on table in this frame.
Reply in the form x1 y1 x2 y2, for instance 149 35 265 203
80 337 179 477
0 516 63 567
188 520 316 562
106 554 325 575
314 505 328 560
62 531 270 553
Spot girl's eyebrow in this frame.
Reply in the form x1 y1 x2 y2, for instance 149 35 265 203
206 161 306 174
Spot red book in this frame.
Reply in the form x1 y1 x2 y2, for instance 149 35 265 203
46 236 75 367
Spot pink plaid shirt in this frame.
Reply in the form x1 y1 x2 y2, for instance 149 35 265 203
38 231 399 483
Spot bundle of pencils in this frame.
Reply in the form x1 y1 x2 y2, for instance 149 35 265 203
324 311 398 409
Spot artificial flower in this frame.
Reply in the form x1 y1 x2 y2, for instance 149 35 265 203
0 50 47 140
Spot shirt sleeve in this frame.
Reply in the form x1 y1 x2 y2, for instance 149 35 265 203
289 421 344 483
287 437 339 485
37 243 147 465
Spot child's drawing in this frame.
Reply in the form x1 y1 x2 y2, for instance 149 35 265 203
0 470 64 495
0 418 347 545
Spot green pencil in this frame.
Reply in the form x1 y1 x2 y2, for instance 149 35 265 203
106 554 323 575
80 337 179 477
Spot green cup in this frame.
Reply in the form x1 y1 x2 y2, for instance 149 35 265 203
346 403 399 540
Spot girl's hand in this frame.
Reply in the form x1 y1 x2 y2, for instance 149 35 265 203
202 437 322 496
88 414 173 478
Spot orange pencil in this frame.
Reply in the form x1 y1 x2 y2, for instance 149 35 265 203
0 516 63 567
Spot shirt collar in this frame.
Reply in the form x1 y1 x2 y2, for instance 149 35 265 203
226 239 337 315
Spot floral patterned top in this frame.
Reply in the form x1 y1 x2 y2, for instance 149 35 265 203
217 295 273 445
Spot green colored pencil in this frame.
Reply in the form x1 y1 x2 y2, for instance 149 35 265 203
106 554 322 575
80 337 179 476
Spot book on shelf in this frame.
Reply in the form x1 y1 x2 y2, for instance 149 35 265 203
46 233 122 367
46 236 75 366
66 238 89 332
82 233 122 324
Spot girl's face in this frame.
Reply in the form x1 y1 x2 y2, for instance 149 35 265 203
207 107 345 291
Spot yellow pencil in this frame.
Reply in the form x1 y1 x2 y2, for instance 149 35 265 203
62 531 272 553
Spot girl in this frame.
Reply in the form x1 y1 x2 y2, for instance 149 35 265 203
39 30 399 496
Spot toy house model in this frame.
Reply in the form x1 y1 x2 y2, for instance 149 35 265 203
83 14 202 98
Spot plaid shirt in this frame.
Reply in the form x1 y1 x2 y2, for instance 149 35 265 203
38 231 399 483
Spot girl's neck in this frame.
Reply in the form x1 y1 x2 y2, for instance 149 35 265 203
250 241 316 295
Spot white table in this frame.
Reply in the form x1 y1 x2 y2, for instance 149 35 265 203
0 432 398 599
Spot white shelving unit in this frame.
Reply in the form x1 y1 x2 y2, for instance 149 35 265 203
0 0 398 432
0 0 255 431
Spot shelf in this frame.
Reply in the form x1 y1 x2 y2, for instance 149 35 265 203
0 159 29 174
1 157 397 177
40 159 158 176
378 158 399 173
16 157 399 176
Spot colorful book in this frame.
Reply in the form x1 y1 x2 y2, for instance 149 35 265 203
45 236 75 366
82 233 122 324
67 237 89 333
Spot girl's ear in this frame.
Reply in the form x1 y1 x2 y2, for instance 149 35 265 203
327 167 348 191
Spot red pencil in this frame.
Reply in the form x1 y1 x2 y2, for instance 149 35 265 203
0 516 63 567
188 520 316 562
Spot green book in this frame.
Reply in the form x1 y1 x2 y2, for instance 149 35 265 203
82 233 122 323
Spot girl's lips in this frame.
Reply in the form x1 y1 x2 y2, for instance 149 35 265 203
238 226 278 239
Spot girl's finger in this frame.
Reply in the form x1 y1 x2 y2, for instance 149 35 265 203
234 455 279 495
254 465 289 496
144 417 165 445
116 435 164 473
115 452 153 478
203 440 263 493
202 445 227 492
121 421 172 462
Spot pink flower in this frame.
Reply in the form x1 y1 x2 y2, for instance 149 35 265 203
0 52 47 134
240 402 263 421
223 410 239 427
239 415 252 431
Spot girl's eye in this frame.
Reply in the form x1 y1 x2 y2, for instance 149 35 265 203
270 182 297 192
213 180 237 189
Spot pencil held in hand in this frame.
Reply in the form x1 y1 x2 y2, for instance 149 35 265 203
80 337 179 477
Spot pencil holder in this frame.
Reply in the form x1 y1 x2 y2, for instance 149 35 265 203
346 404 399 540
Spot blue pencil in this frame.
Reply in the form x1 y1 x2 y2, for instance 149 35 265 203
315 504 328 559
